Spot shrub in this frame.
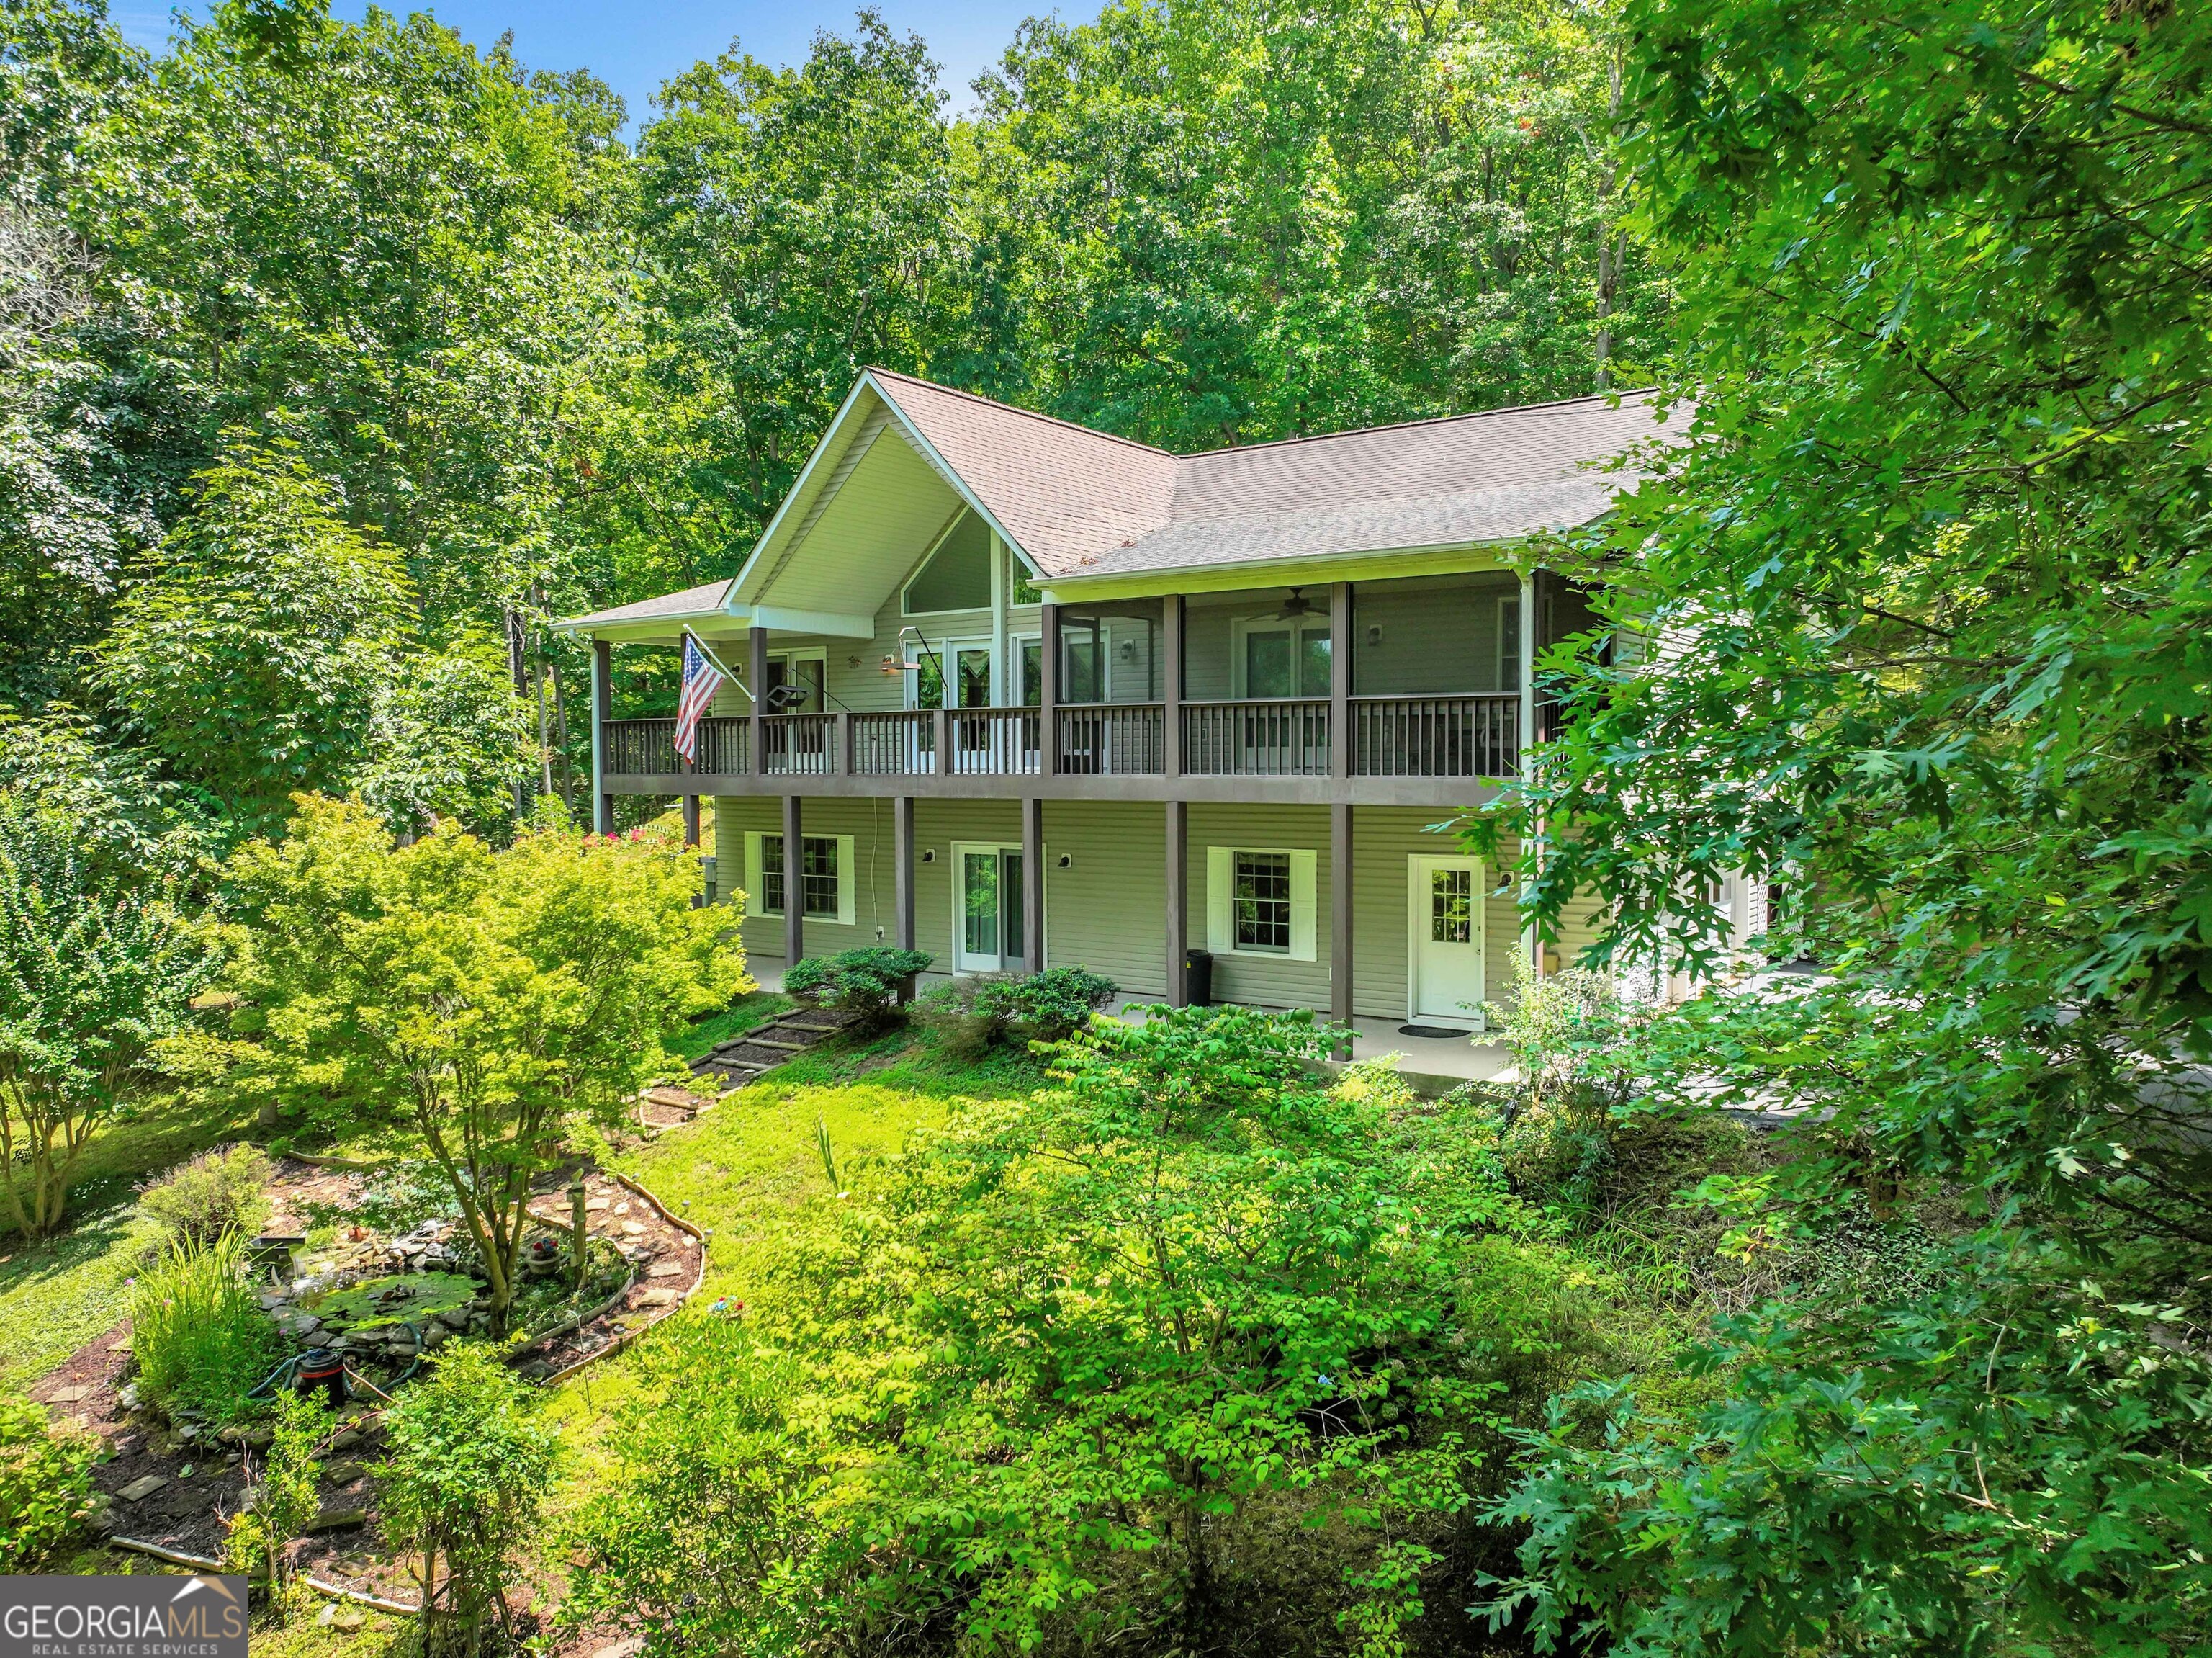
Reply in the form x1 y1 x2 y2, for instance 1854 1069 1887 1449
140 1143 274 1249
770 1006 1537 1652
130 1232 282 1424
381 1343 558 1656
223 1389 322 1594
562 1318 827 1657
0 1390 96 1568
782 947 931 1031
913 966 1118 1057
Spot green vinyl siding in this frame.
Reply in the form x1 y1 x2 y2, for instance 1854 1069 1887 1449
711 793 1602 1011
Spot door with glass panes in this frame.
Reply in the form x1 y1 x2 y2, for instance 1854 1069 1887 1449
1235 618 1331 771
1408 855 1485 1023
953 843 1028 973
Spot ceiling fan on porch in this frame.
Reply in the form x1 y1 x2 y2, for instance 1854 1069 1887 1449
1274 587 1316 621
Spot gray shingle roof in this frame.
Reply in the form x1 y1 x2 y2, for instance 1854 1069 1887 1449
868 372 1686 579
868 369 1178 578
557 578 732 629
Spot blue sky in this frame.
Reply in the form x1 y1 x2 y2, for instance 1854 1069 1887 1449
109 0 1064 128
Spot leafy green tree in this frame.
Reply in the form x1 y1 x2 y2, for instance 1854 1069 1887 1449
1469 0 2212 1646
221 797 746 1330
382 1343 559 1656
0 790 215 1237
94 442 413 832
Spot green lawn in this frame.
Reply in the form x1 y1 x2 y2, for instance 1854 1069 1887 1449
21 1021 1047 1654
665 989 794 1062
1 1090 259 1388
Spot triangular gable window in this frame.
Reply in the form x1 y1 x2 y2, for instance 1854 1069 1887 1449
903 511 992 614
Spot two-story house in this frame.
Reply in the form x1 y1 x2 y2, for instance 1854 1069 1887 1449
558 369 1686 1041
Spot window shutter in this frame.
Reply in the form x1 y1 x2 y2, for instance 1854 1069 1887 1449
743 832 765 918
835 835 856 926
1290 848 1318 962
1206 847 1233 953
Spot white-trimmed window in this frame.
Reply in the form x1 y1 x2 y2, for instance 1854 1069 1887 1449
1205 846 1318 960
742 832 855 924
1497 594 1521 692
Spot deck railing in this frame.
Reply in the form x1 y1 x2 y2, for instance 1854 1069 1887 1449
598 697 1516 784
1182 699 1331 776
604 716 678 775
761 712 836 775
949 707 1040 775
1056 703 1165 774
1352 694 1518 778
850 709 935 774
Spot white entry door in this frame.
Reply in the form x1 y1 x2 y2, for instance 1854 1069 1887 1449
953 843 1028 973
1408 855 1485 1023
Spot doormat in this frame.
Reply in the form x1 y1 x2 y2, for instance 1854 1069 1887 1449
1397 1023 1468 1039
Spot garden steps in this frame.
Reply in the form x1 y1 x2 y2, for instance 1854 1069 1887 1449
687 1006 859 1093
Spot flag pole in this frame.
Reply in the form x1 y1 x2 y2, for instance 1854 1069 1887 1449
683 627 750 701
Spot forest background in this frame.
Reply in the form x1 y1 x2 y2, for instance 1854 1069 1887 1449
0 0 1646 842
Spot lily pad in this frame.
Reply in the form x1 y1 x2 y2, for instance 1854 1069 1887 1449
311 1271 479 1330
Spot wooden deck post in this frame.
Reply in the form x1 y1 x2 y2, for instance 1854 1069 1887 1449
1039 601 1059 776
1165 798 1187 1005
894 795 916 952
1331 802 1354 1052
748 625 768 777
681 782 699 848
1331 581 1352 779
1163 594 1184 778
783 792 804 974
590 637 613 835
1022 796 1045 974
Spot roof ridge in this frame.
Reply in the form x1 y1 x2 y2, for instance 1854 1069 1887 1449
863 367 1178 460
1174 389 1665 460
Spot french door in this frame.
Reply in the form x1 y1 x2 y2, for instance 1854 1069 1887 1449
954 843 1028 973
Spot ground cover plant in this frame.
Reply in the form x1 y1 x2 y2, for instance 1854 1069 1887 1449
0 1388 96 1568
138 1142 272 1249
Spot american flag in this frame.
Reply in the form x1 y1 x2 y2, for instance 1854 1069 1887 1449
674 632 726 763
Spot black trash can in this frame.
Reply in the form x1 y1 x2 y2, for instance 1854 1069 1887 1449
1184 947 1213 1008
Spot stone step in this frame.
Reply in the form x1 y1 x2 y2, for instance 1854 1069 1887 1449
737 1034 811 1052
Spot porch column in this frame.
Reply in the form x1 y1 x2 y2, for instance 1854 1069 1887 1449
748 624 768 777
1163 593 1184 778
1039 601 1060 776
1021 796 1045 974
1331 802 1354 1051
590 637 613 835
1165 799 1187 1005
893 795 916 952
1330 581 1352 779
681 757 700 848
783 792 805 972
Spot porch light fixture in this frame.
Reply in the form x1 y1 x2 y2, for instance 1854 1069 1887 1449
1274 588 1316 620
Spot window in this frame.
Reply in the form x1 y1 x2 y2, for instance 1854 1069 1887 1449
1233 852 1292 952
1233 618 1331 697
1205 846 1318 961
903 511 992 614
743 832 855 923
1497 595 1521 692
1431 866 1473 944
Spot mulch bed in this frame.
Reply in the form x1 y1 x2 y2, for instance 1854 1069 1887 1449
32 1156 706 1607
